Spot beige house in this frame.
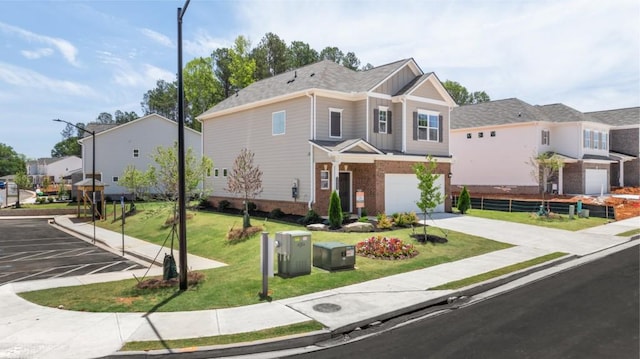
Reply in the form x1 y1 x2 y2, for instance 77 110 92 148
198 59 456 216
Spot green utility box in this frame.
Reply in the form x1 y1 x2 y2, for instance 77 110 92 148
275 230 312 277
313 242 356 271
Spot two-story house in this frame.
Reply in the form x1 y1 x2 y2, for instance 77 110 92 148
450 98 615 196
198 59 456 216
586 107 639 188
77 114 203 198
26 156 82 188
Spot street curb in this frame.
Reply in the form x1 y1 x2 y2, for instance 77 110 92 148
100 330 332 359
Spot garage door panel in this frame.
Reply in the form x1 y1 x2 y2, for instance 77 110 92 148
585 169 607 195
384 174 445 214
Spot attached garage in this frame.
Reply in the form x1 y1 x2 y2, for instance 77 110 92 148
585 169 608 195
384 174 445 214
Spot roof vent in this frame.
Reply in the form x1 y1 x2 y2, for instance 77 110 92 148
517 112 522 117
310 73 315 77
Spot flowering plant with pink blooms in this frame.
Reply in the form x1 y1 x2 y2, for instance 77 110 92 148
355 235 419 260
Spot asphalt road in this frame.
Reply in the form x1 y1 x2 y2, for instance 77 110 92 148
289 245 640 359
0 218 144 285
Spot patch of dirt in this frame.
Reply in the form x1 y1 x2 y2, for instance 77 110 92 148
410 234 448 244
116 297 141 305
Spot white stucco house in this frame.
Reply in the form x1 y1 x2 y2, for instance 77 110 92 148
26 156 82 187
450 98 619 196
78 114 203 198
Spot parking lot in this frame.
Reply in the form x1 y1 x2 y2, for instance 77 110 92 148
0 218 145 285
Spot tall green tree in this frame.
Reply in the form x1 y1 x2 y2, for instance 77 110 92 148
183 57 223 130
13 169 31 208
412 156 444 238
212 48 234 98
443 80 491 105
51 137 81 158
229 35 256 91
457 186 471 214
226 148 263 229
114 110 139 124
141 79 178 120
319 46 344 63
150 142 213 201
328 190 343 229
287 40 318 69
252 32 289 80
0 143 26 177
341 51 361 71
96 112 114 124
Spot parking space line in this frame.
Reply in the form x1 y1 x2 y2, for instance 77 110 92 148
87 261 122 275
50 264 93 278
13 250 57 261
123 264 140 271
6 267 57 284
45 248 92 259
0 252 25 260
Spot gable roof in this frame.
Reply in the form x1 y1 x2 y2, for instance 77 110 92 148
310 138 384 155
450 98 551 129
78 114 200 144
585 107 640 126
198 59 420 118
535 103 600 123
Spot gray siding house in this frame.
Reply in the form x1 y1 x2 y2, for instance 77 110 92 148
586 107 639 188
198 59 456 216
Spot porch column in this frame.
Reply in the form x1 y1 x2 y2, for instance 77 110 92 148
558 166 564 195
619 159 625 187
331 161 340 193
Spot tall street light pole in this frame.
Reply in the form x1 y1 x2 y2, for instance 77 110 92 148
177 0 191 291
52 119 96 244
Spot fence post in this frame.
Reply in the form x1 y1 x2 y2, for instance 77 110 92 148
481 197 484 210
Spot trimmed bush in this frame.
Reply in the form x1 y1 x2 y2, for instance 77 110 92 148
458 186 471 214
328 190 343 229
218 200 230 212
299 209 322 225
268 208 285 219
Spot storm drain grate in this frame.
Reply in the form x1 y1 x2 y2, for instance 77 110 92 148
312 303 342 313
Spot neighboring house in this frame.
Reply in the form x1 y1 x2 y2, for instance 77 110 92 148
77 114 203 198
586 107 640 188
198 59 456 216
26 156 82 187
450 98 617 196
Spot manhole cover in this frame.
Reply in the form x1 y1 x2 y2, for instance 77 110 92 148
312 303 342 313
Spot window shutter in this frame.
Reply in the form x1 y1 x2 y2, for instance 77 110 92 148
541 130 544 144
413 112 418 140
388 111 392 134
438 115 443 143
373 109 379 133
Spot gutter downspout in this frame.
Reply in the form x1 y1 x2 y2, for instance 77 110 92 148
366 95 370 142
401 97 407 153
307 92 315 209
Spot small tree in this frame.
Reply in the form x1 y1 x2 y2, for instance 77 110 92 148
150 142 213 201
226 148 263 229
412 156 444 239
41 176 51 193
328 190 343 229
527 151 564 213
14 170 31 208
120 165 154 201
457 186 471 214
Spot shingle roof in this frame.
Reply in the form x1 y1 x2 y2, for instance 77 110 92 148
84 123 118 137
585 107 640 126
199 59 414 117
450 98 551 129
535 103 599 123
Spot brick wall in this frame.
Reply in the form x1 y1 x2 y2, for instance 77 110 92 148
563 162 584 194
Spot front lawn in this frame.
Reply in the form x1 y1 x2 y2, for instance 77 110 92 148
464 208 609 231
20 202 511 312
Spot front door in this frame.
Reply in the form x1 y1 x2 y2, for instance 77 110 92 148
338 171 352 213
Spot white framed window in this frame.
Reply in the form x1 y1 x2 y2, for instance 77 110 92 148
490 131 496 137
213 168 219 177
378 106 388 134
272 110 285 135
478 132 484 138
329 108 342 138
603 133 608 150
583 129 591 148
320 170 330 190
541 130 550 145
133 149 139 158
594 131 600 149
466 133 472 139
416 110 439 142
112 176 119 182
206 168 212 177
223 168 228 177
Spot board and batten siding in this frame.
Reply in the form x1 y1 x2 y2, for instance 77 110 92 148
372 66 416 95
202 96 312 204
404 100 450 157
368 97 396 151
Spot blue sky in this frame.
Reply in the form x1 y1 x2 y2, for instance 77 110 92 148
1 0 638 160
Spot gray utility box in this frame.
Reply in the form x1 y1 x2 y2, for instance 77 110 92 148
313 242 356 271
275 230 311 277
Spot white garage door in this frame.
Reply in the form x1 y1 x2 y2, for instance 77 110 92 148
384 174 445 214
585 169 608 195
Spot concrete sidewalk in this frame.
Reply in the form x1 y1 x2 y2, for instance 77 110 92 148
0 214 637 359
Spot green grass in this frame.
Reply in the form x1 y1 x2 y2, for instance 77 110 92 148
120 320 324 352
616 228 640 237
19 202 512 312
465 208 609 231
431 252 567 290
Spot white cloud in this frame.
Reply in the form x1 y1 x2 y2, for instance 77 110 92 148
140 28 173 48
184 29 229 58
0 21 80 66
21 47 54 59
0 62 95 97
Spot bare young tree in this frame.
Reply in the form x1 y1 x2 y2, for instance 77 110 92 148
226 148 263 229
527 151 565 214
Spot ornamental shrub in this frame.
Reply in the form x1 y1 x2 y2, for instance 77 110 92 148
356 236 419 260
458 186 471 214
328 190 343 229
376 214 393 230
